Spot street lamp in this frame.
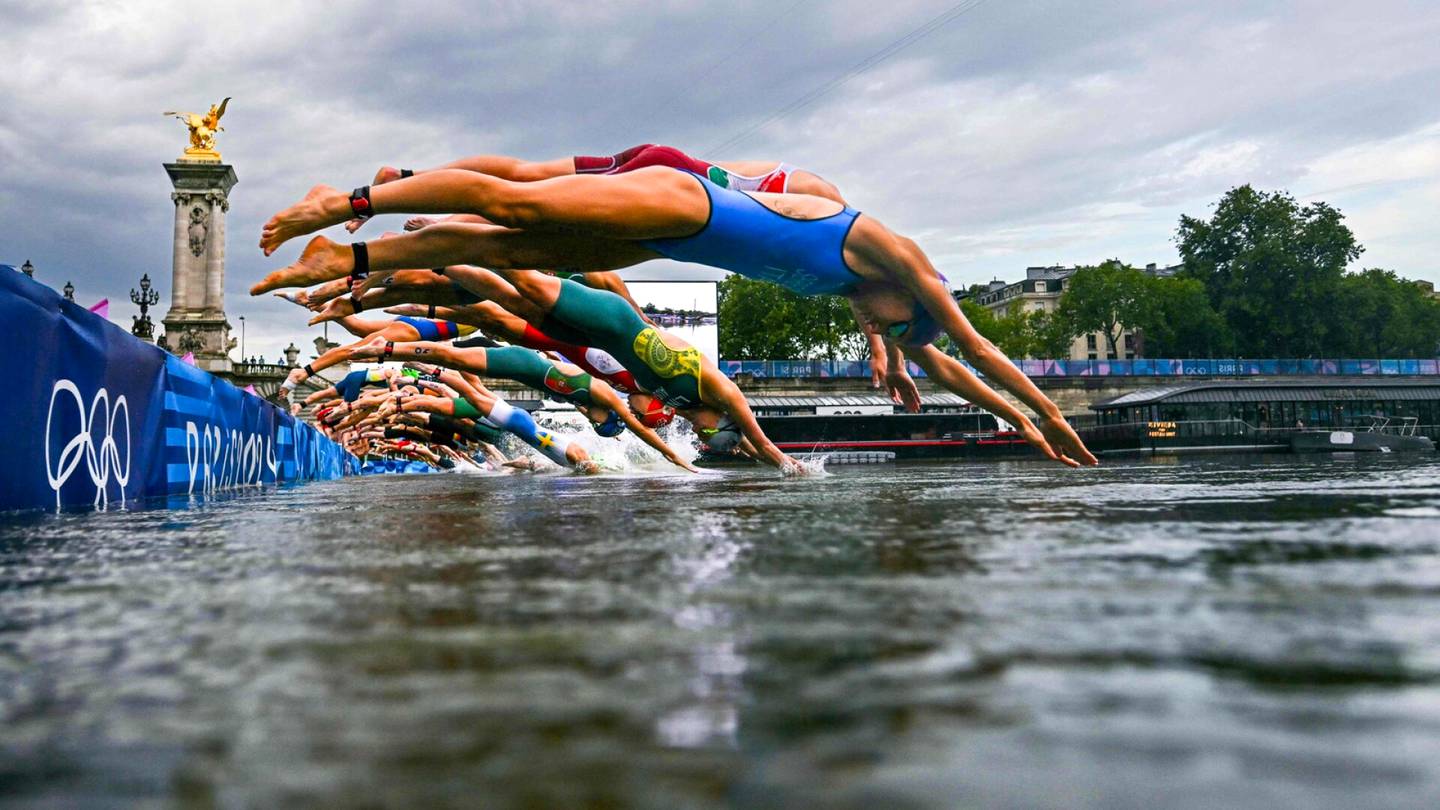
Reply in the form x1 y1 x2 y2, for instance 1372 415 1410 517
62 281 75 302
239 315 246 363
130 273 159 341
20 260 34 278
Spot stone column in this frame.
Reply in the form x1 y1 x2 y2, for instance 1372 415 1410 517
168 193 191 313
203 190 229 315
161 161 238 373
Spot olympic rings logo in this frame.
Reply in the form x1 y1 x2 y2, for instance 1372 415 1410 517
44 379 131 509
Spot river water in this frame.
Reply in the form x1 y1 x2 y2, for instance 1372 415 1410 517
3 454 1440 808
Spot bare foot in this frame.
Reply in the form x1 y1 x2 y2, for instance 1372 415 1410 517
347 333 391 361
273 290 310 307
307 296 355 325
403 216 438 231
344 167 404 233
260 185 349 256
251 236 352 295
303 278 350 309
354 267 399 297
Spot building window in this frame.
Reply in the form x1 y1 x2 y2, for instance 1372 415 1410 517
1124 334 1135 350
1087 353 1098 361
1034 281 1047 292
1086 334 1097 351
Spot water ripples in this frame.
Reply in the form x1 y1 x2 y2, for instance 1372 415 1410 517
3 454 1440 807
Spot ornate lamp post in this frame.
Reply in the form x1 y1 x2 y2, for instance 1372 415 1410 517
238 315 246 363
62 281 75 302
20 260 34 278
131 273 160 341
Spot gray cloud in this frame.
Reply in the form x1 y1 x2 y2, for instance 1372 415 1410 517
2 0 1438 361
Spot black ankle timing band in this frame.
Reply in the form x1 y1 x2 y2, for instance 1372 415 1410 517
349 242 370 312
399 169 414 179
348 185 373 219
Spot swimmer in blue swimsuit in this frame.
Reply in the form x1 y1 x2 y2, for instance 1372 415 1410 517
258 164 1097 467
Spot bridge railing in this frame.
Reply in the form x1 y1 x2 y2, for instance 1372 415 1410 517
719 358 1440 379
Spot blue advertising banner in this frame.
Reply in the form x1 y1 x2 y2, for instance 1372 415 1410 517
360 459 436 475
719 357 1440 380
1 269 357 512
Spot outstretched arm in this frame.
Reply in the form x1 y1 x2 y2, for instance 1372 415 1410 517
705 375 800 473
594 385 698 473
902 345 1078 468
859 232 1096 466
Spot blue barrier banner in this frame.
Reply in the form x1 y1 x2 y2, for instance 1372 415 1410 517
361 459 435 475
1 269 357 512
719 355 1440 379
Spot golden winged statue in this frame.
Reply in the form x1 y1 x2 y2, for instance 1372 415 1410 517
163 97 230 161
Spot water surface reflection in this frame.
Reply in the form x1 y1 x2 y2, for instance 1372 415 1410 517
3 454 1440 807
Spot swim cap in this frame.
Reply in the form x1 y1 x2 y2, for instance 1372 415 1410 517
593 409 626 438
702 415 741 452
639 397 676 429
900 304 943 347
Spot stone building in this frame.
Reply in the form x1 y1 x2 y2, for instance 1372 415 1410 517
962 263 1180 361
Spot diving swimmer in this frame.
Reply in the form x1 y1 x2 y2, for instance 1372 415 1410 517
255 166 1096 466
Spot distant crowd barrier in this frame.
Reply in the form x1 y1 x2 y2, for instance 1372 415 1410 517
719 357 1440 380
1 269 358 512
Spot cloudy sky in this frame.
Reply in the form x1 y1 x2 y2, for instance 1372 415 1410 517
2 0 1438 362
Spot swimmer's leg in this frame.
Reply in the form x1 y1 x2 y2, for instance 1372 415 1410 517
486 399 576 469
252 226 654 296
260 166 706 254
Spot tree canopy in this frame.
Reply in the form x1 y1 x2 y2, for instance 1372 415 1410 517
1177 185 1361 356
717 275 868 360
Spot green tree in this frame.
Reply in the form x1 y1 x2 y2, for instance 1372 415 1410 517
1177 185 1362 356
1054 260 1151 357
1031 310 1077 359
1129 275 1228 358
1332 269 1440 357
717 275 867 359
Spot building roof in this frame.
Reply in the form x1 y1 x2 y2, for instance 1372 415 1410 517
1091 379 1440 410
747 393 971 408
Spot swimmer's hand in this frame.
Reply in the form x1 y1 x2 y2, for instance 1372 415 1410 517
885 367 922 414
869 352 887 389
780 456 810 477
1029 415 1098 468
1015 416 1073 467
573 460 602 476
